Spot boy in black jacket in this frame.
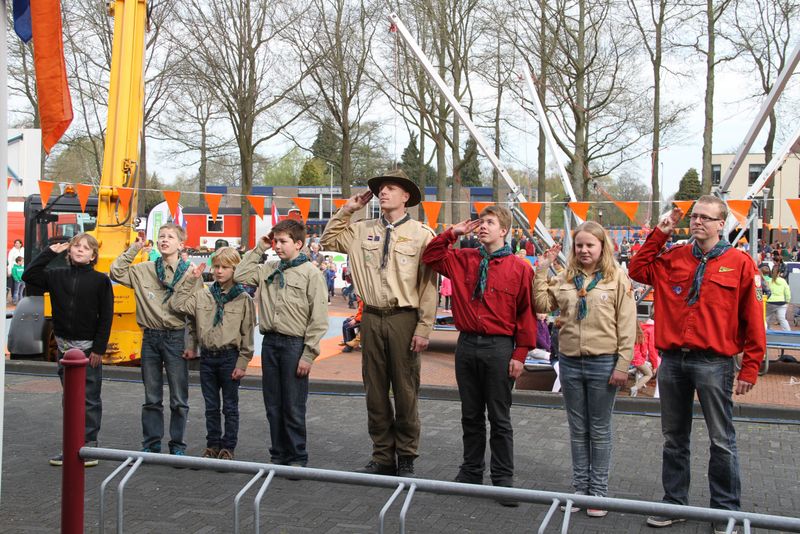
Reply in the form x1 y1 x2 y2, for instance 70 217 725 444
22 233 114 466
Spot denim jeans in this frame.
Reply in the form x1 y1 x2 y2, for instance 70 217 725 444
141 328 188 453
558 354 618 497
12 280 25 304
342 321 358 344
200 348 240 450
658 350 741 510
261 333 308 465
455 333 515 485
57 349 102 444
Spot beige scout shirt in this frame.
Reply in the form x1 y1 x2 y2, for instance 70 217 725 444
169 283 256 371
109 246 201 350
320 210 438 339
234 241 329 364
533 267 636 373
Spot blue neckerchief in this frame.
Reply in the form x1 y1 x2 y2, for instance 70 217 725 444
473 244 513 300
686 240 731 306
574 271 603 320
266 254 309 288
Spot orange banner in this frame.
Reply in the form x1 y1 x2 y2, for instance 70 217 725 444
786 199 800 231
519 202 542 232
204 193 222 222
163 190 181 220
568 201 590 220
247 195 265 219
333 198 348 210
613 201 639 223
672 200 694 218
421 201 443 229
292 197 312 223
727 199 752 226
473 201 493 215
38 180 55 207
117 186 133 218
76 183 92 213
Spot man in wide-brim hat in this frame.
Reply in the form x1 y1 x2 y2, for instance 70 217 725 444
321 168 437 478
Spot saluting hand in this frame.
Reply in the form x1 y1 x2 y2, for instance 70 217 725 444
260 234 273 249
189 263 206 279
537 243 562 271
451 218 481 237
657 207 683 235
132 236 145 251
343 190 374 214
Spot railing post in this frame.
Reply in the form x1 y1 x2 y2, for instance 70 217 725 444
62 348 88 534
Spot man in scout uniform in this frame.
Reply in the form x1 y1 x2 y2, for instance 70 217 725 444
321 169 438 478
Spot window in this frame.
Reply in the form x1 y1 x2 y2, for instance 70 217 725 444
712 164 721 186
749 163 765 186
206 215 223 233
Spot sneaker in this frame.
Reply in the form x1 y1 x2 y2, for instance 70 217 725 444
84 458 99 468
493 482 518 508
646 515 686 527
218 449 235 461
286 461 305 481
712 521 738 534
49 453 63 466
202 447 220 459
587 508 608 517
342 346 354 353
397 456 415 478
355 460 397 476
141 445 161 453
560 502 580 512
630 386 639 398
170 449 187 469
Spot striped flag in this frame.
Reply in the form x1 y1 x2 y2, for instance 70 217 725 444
271 201 280 227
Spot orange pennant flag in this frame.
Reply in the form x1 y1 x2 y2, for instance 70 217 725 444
204 192 223 222
75 183 92 213
421 201 443 229
519 202 542 232
726 200 752 226
117 186 133 217
473 201 493 215
247 195 265 219
333 198 348 210
7 177 11 188
292 197 312 223
163 190 181 220
785 199 800 231
613 201 640 223
38 180 55 207
672 200 694 218
568 201 590 220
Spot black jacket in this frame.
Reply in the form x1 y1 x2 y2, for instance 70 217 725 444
22 249 114 354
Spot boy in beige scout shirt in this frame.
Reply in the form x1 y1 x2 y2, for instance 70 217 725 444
110 222 201 455
321 169 437 478
234 220 328 468
169 247 256 461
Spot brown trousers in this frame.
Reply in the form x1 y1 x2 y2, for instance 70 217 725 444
360 308 421 465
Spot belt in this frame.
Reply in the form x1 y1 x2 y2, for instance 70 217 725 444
201 347 238 357
363 305 415 317
666 348 726 358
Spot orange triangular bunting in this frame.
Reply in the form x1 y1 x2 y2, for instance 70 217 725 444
519 202 542 232
163 190 181 220
247 195 265 219
333 198 348 210
38 180 55 207
672 200 694 218
727 200 752 226
204 193 223 222
292 197 312 223
421 201 443 229
473 201 493 215
7 177 11 188
76 183 92 213
117 187 133 217
614 201 639 223
568 201 590 220
786 199 800 230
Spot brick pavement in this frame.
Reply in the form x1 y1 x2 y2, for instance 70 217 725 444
2 371 799 533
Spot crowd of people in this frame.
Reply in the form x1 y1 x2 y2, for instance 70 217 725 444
20 168 769 534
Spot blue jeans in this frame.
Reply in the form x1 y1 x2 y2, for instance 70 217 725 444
12 280 25 304
200 348 240 450
57 349 102 445
658 350 740 510
558 354 618 497
261 333 308 465
141 328 188 452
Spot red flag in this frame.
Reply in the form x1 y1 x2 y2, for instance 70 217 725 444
271 201 279 226
31 0 73 154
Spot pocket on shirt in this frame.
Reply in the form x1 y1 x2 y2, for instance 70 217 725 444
394 242 419 274
707 272 738 306
361 241 382 270
283 280 311 314
668 270 691 295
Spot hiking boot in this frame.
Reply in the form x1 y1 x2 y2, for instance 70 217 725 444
202 447 220 459
218 449 235 461
646 515 685 527
397 456 415 478
355 460 396 476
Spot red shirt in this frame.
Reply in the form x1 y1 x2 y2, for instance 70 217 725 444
422 229 536 362
628 229 765 384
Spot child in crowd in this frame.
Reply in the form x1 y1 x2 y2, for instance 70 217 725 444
439 275 452 310
110 223 201 455
11 256 25 304
341 298 363 353
234 220 329 468
535 313 551 352
630 320 659 397
23 234 114 466
170 247 256 461
324 262 336 302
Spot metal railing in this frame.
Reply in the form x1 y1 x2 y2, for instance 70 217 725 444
85 446 800 534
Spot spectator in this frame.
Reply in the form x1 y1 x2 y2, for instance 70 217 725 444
630 320 659 397
439 275 452 310
7 239 23 304
341 298 363 353
765 265 791 331
11 256 25 304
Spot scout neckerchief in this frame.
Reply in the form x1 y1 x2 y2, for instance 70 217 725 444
266 253 309 288
380 213 411 269
154 256 190 302
685 239 731 306
473 244 513 300
209 282 245 326
573 271 603 320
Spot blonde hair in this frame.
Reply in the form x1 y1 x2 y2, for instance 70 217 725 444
158 222 186 243
68 233 100 266
697 195 728 220
565 221 618 282
211 246 241 268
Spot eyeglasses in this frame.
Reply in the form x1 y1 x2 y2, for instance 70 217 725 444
689 213 723 223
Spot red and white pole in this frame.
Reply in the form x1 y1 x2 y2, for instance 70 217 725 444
61 348 88 534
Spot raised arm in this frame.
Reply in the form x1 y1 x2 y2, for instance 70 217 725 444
628 208 681 285
21 244 68 289
109 240 144 287
234 237 269 286
320 190 372 253
169 263 204 316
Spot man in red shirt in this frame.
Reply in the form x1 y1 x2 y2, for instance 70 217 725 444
629 195 765 534
422 206 535 505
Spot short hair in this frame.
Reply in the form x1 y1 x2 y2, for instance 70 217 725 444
158 222 186 242
68 233 100 266
211 246 241 268
479 205 513 231
14 239 22 246
696 195 728 220
15 256 23 263
271 219 306 244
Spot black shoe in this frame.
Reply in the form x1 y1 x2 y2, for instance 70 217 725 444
454 472 483 485
494 482 519 507
342 346 353 353
397 456 415 478
355 460 397 476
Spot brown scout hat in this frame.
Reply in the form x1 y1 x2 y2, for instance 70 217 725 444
367 168 422 208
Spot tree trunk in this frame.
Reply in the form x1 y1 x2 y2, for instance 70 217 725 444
418 119 428 222
198 123 207 208
492 35 502 203
451 116 462 223
572 0 588 199
650 6 663 225
239 143 253 248
537 0 548 217
701 0 715 194
341 109 352 198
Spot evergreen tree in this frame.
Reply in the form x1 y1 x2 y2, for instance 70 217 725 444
298 158 327 186
400 133 424 185
461 137 483 187
311 121 341 171
675 168 702 201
